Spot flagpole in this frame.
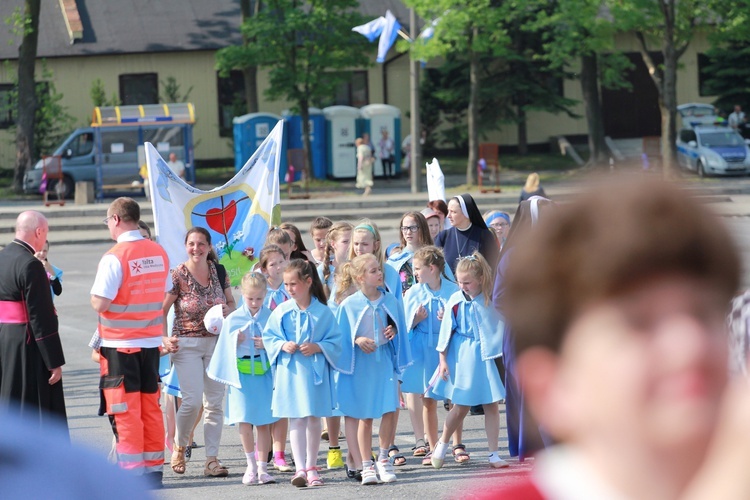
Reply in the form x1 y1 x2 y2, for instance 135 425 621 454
409 8 420 194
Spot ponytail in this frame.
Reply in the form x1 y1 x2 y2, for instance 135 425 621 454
286 258 328 306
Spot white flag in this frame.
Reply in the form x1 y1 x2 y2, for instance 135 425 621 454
426 157 445 202
353 16 386 42
146 121 283 287
377 10 401 63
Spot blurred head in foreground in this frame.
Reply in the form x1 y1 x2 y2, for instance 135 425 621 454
503 178 740 497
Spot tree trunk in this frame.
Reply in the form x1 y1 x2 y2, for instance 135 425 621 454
661 43 678 180
466 37 479 186
517 105 528 156
580 53 607 166
240 0 259 114
13 0 41 194
300 101 313 180
242 66 259 114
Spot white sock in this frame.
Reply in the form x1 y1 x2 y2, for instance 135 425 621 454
246 452 257 472
258 461 268 474
289 417 308 473
433 441 449 459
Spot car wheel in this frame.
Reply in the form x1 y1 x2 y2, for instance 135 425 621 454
48 175 75 199
697 161 706 178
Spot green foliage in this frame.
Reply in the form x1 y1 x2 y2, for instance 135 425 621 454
160 76 193 103
242 0 370 113
7 62 76 159
702 43 750 113
4 6 33 42
90 78 119 107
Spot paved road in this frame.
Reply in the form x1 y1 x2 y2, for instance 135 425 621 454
52 230 530 499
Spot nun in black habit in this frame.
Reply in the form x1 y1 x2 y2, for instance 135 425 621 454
434 194 499 276
492 196 554 460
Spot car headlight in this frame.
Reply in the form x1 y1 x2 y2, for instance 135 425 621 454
703 152 725 167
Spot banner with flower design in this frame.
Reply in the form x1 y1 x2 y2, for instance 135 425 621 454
146 121 283 287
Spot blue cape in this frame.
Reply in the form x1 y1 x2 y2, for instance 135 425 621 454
262 297 344 381
436 292 504 360
403 279 459 341
207 303 272 389
387 249 455 285
335 288 412 375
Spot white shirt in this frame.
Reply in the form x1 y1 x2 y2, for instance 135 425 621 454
533 445 630 500
729 111 745 128
91 230 170 348
167 159 185 178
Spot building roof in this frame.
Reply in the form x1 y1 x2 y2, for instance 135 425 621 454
0 0 418 60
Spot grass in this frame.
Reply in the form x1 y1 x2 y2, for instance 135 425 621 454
436 152 578 175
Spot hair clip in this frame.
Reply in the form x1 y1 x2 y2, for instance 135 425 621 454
460 255 478 262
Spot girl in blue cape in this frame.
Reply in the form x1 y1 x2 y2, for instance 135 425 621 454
348 220 405 467
316 221 352 300
259 245 290 311
335 254 411 485
428 252 508 470
262 259 343 488
401 246 458 464
349 220 403 298
386 211 434 296
206 271 277 486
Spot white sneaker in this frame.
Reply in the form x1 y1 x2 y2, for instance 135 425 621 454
361 466 378 485
376 459 397 483
242 467 258 485
489 453 510 469
431 441 449 469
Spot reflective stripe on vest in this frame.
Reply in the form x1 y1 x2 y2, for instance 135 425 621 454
99 239 169 343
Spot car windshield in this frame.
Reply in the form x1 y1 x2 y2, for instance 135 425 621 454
701 131 744 148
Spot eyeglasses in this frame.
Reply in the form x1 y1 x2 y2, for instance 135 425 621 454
400 225 419 233
102 214 117 225
490 222 509 228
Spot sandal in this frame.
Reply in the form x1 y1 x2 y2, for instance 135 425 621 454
306 467 324 486
291 469 308 487
321 428 329 441
453 444 470 464
412 438 430 457
443 399 452 411
204 458 229 477
422 452 433 466
387 445 407 466
171 445 186 474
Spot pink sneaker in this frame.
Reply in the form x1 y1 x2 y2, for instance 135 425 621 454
274 455 293 472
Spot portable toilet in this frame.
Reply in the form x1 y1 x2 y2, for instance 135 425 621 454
233 112 282 172
360 104 401 177
283 107 327 179
323 106 362 178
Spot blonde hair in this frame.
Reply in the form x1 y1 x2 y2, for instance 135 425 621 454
322 221 353 292
346 253 379 283
413 245 447 275
241 271 268 296
524 172 540 192
455 251 493 305
333 262 359 304
348 219 383 265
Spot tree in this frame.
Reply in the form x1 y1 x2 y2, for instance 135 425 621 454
7 0 40 193
533 0 631 166
90 78 120 107
241 0 369 178
159 76 193 103
215 0 263 114
610 0 713 179
701 43 750 115
406 0 509 185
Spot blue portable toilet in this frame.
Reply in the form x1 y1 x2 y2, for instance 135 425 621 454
361 104 401 178
324 106 362 178
233 112 282 172
283 107 327 179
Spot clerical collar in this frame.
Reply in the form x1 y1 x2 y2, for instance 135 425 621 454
456 223 473 232
12 238 35 254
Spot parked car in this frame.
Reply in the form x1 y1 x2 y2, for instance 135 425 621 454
676 125 750 177
24 103 195 198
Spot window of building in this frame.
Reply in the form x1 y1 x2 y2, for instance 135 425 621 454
697 53 713 97
319 71 369 108
0 84 13 129
217 71 246 138
119 73 158 105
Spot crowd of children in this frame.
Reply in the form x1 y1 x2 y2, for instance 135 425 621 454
144 197 516 488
